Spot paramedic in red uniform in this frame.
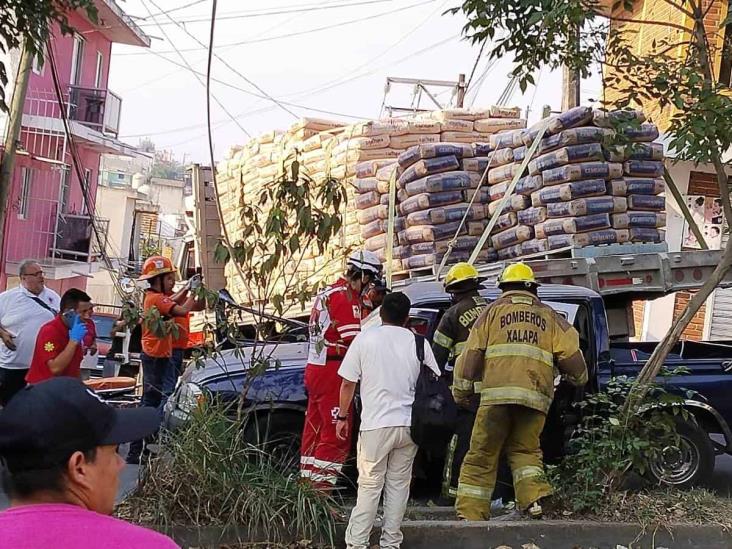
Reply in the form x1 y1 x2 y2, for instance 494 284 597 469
300 250 383 489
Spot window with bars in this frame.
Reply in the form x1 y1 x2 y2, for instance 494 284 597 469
18 168 32 219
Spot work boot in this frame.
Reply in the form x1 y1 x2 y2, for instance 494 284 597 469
527 501 543 519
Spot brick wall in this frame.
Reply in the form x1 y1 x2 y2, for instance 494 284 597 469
673 291 706 341
688 170 723 197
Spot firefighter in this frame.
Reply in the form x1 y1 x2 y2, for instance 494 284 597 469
300 249 383 489
455 262 588 520
432 262 487 500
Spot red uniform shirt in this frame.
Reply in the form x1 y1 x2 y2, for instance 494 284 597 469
142 291 177 358
172 314 190 350
26 316 83 383
307 278 362 365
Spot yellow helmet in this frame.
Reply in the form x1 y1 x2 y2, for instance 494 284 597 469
497 262 537 287
444 262 480 292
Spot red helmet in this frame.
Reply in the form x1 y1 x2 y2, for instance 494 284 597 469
138 256 176 281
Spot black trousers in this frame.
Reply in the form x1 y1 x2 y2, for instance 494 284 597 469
0 367 27 407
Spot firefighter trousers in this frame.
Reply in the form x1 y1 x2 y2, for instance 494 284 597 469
456 404 553 520
300 360 352 488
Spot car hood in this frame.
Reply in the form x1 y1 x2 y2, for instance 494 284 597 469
184 341 309 385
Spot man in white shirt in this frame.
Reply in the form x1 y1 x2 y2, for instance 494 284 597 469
336 292 439 549
0 260 60 405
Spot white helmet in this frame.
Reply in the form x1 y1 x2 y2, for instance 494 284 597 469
347 249 382 276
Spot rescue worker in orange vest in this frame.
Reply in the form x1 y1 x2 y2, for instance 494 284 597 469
455 262 588 520
432 263 487 500
127 256 198 464
300 249 383 489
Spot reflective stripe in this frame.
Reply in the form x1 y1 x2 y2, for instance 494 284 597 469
433 330 454 349
456 483 492 501
453 377 473 391
485 343 553 368
340 330 359 339
454 341 466 356
311 458 344 473
510 296 534 305
448 486 457 497
301 470 338 485
473 381 482 392
337 323 360 333
300 456 314 466
480 386 552 412
513 465 544 485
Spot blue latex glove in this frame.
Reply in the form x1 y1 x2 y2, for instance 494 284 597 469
69 317 88 343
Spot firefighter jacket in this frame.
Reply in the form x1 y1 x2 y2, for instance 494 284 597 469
432 291 487 374
307 278 362 365
455 290 587 414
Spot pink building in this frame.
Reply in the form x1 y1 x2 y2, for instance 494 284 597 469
0 1 149 294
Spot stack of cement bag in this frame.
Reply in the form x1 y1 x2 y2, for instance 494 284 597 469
481 106 665 259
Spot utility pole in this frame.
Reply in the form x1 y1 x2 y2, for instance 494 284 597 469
561 65 581 110
456 73 466 108
0 43 33 253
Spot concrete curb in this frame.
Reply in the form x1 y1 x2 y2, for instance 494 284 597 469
161 518 731 548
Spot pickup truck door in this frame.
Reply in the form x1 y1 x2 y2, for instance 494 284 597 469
407 308 441 340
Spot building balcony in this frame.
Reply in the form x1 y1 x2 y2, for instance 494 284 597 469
68 86 122 138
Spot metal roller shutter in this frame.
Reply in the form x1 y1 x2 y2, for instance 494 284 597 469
709 230 732 340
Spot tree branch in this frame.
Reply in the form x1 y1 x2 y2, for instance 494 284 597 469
606 15 690 32
658 0 694 18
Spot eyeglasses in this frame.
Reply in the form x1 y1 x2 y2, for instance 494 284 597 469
23 270 44 278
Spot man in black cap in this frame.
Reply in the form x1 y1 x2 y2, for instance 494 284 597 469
0 378 178 548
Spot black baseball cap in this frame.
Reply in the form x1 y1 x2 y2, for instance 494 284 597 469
0 378 160 471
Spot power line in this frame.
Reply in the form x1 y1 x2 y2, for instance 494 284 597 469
465 39 487 90
142 0 207 19
113 0 438 56
146 0 298 120
139 0 253 138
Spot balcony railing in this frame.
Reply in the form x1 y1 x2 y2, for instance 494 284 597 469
68 86 122 137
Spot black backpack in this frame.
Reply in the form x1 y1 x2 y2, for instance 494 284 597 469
411 333 458 450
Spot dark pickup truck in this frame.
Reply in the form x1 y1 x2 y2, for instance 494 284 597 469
164 282 732 490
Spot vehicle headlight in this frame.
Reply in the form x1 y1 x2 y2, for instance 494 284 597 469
176 382 204 415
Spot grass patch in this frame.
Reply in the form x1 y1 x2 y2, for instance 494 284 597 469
116 403 337 545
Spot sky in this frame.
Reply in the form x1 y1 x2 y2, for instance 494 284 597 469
109 0 602 163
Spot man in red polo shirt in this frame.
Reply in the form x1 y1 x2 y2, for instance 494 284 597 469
26 289 93 384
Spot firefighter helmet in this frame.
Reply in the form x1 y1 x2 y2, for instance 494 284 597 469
347 249 383 276
138 256 176 281
497 262 537 287
444 262 480 292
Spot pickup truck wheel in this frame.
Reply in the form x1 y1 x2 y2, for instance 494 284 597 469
648 417 715 489
243 412 304 473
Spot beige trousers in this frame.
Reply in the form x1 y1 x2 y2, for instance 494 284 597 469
345 426 418 549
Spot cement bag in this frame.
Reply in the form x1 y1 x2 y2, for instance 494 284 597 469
473 143 494 156
398 143 474 169
490 106 522 119
611 212 667 229
399 190 465 215
407 119 442 134
535 213 612 239
622 123 660 143
332 135 391 155
379 193 393 206
607 178 665 196
626 194 665 211
411 236 481 256
518 207 548 226
491 130 526 150
334 148 401 165
488 195 531 215
365 232 398 252
403 171 476 197
375 245 410 261
625 142 664 161
548 229 630 249
474 118 526 133
516 175 544 196
488 163 525 185
528 143 605 175
593 109 646 128
344 119 409 138
398 220 486 244
463 188 491 203
489 212 519 234
497 243 524 260
513 146 527 162
463 150 514 172
430 108 482 121
377 179 394 194
549 106 594 133
398 156 461 187
301 133 336 153
538 127 614 155
361 218 385 239
521 238 550 255
292 117 344 132
492 225 534 250
488 181 508 202
376 164 399 182
397 188 409 203
442 119 475 133
623 160 663 178
355 178 380 193
357 204 389 224
406 203 486 227
441 132 491 143
629 228 666 242
355 158 394 179
531 179 607 206
389 133 441 149
543 162 623 184
547 196 628 218
402 249 495 270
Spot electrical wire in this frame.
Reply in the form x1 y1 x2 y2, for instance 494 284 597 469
146 0 298 120
465 38 487 90
114 0 438 56
139 0 253 138
141 0 207 19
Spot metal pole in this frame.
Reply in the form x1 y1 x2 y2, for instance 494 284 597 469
456 73 466 108
0 43 33 258
664 167 708 250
